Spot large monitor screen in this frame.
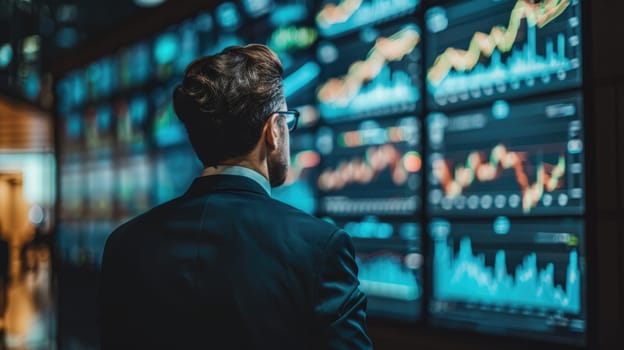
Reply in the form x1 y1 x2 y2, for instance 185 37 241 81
427 92 584 217
425 0 582 110
332 216 422 320
429 217 585 345
316 20 422 122
317 116 421 216
316 0 420 38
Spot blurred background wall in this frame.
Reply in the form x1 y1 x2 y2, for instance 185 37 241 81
0 0 623 350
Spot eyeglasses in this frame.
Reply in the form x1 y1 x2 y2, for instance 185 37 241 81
274 110 300 132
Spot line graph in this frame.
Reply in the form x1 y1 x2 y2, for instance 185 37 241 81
432 144 566 213
318 144 421 191
426 0 581 107
317 24 420 120
426 94 584 216
316 0 420 38
428 0 569 85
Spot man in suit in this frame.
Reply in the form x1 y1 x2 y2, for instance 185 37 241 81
99 44 372 349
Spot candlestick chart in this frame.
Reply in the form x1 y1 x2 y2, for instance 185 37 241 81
317 117 421 216
427 93 584 216
425 0 582 109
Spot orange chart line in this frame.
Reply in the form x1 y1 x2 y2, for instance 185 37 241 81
317 25 420 105
316 0 363 28
433 144 566 213
427 0 570 85
318 144 412 191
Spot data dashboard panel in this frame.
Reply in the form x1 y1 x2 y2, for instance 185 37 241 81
334 216 422 320
316 0 420 38
316 20 422 122
427 92 584 217
317 116 421 216
429 217 586 345
425 0 582 110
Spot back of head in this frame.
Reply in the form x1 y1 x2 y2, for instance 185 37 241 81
173 44 284 167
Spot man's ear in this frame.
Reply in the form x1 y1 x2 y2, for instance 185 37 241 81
264 113 281 150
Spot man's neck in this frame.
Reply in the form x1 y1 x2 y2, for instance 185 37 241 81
205 158 269 182
201 162 272 195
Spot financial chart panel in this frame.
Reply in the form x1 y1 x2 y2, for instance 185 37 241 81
427 92 584 217
332 216 422 320
316 20 422 122
316 0 420 38
429 218 586 345
273 132 320 214
425 0 582 110
317 116 421 216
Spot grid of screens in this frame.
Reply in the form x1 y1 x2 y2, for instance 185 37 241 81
56 0 586 345
424 0 585 345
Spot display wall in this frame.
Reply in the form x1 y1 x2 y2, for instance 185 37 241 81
55 0 589 347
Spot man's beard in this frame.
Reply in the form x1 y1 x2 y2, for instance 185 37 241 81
268 149 288 187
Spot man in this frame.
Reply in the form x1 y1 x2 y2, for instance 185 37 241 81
98 44 372 349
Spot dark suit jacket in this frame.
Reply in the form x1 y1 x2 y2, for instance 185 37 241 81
99 174 372 349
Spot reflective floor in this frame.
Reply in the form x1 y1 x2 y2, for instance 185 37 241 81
1 246 55 350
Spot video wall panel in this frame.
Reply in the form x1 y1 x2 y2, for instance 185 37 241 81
429 218 586 344
55 0 587 345
427 92 584 217
425 0 582 110
317 116 421 216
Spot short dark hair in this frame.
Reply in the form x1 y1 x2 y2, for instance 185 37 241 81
173 44 284 167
